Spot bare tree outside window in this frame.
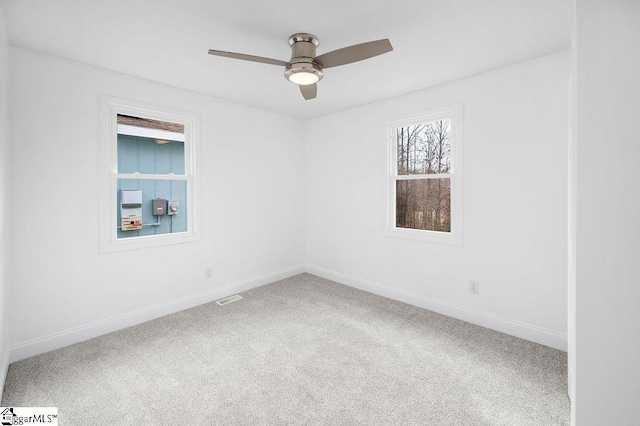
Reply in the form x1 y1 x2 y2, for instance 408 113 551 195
395 119 452 232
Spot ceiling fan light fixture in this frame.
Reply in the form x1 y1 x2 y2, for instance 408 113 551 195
285 62 323 85
288 71 319 85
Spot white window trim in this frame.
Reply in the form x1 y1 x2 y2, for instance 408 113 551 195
384 104 464 246
99 96 201 253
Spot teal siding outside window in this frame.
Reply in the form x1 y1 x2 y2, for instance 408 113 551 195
117 135 187 239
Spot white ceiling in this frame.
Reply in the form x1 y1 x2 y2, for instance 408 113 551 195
0 0 570 120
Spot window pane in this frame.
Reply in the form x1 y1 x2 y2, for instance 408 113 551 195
117 114 185 174
116 179 187 239
396 178 451 232
117 135 185 174
396 119 451 175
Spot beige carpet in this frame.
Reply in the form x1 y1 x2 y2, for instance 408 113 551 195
2 273 570 425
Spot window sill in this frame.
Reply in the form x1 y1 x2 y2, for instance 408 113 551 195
100 231 200 253
383 226 463 246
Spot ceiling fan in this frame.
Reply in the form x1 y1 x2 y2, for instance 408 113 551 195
208 33 393 100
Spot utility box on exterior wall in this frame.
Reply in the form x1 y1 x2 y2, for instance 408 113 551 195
152 199 167 215
121 189 143 231
168 200 179 215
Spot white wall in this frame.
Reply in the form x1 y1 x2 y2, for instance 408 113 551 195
574 0 640 423
8 48 306 360
0 6 11 395
305 52 570 350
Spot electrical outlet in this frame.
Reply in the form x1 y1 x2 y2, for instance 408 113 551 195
204 267 213 279
469 280 480 295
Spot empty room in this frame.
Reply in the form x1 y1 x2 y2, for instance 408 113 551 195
0 0 638 425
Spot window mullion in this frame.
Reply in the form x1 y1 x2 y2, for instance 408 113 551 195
394 173 453 181
116 173 189 181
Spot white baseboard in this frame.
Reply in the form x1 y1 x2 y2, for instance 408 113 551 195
0 344 9 401
305 264 568 351
9 265 305 363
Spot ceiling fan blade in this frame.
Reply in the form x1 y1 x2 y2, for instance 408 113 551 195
300 83 317 100
315 39 393 69
208 49 288 67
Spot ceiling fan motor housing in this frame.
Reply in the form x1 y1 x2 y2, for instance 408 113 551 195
284 33 324 84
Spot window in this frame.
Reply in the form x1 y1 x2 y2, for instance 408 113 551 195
385 104 463 245
99 98 200 252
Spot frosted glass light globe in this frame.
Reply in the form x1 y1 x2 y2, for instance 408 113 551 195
288 71 320 85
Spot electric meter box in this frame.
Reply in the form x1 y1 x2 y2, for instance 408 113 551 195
168 200 179 215
152 198 168 215
121 189 143 231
